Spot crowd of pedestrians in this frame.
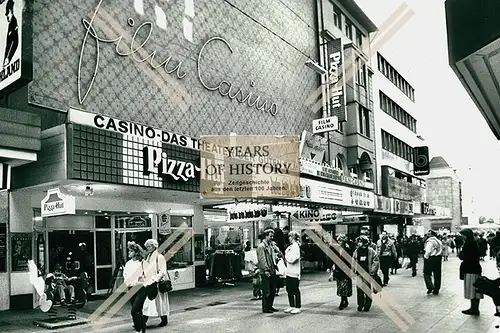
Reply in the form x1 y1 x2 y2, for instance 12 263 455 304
251 226 500 320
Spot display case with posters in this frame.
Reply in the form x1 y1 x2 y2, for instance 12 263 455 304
11 233 32 272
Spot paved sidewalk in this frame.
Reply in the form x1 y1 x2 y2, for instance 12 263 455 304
2 256 500 332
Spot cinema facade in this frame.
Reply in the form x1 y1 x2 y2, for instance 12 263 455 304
0 0 382 311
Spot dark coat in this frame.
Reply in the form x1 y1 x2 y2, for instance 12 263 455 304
333 243 354 280
459 240 482 280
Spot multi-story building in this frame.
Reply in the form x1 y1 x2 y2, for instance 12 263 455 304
309 0 378 239
414 156 463 232
0 0 382 311
371 51 426 235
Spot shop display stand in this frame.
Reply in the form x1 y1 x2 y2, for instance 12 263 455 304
208 250 240 286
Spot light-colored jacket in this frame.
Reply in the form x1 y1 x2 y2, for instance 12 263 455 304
142 250 170 317
285 242 301 279
352 247 380 276
143 250 167 286
123 259 142 287
256 240 276 275
424 236 443 259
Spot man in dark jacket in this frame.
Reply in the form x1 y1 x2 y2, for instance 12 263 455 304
256 228 278 313
406 234 421 277
3 0 18 67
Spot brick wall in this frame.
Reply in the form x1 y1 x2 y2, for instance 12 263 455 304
28 0 318 137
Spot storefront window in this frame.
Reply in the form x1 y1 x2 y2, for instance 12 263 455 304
158 230 193 269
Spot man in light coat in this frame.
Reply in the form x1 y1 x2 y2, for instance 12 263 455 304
423 230 443 295
376 231 397 286
256 228 278 313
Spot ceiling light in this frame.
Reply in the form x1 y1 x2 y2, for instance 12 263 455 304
127 212 131 214
98 210 102 213
84 212 88 215
104 212 108 215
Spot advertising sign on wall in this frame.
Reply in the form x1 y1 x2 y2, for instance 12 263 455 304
158 210 172 235
11 232 31 272
300 158 373 190
41 188 76 218
298 178 374 209
312 116 338 134
326 38 346 122
200 135 300 198
0 0 30 93
299 131 328 163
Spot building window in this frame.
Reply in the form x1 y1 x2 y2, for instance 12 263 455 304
381 130 413 163
356 58 366 86
333 8 341 28
349 166 358 178
356 30 363 47
358 106 370 137
335 154 345 172
377 53 415 102
345 19 353 40
379 91 417 133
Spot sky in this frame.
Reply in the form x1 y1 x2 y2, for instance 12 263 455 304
355 0 499 221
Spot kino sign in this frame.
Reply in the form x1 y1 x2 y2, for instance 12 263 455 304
292 208 322 220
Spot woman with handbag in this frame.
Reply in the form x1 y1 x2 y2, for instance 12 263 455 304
330 235 353 310
458 229 483 316
143 239 171 327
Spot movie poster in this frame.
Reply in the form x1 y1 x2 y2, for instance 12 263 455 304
11 232 31 272
0 0 23 91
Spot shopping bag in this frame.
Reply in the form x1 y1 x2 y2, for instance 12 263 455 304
401 257 411 270
276 259 286 277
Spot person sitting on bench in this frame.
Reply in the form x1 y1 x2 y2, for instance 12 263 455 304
48 264 77 305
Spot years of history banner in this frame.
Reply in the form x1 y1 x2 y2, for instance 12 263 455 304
199 135 300 198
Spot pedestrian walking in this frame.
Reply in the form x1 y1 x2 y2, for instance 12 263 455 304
406 234 420 277
256 228 278 313
353 236 379 312
124 241 149 333
330 235 353 310
391 236 402 275
478 234 488 261
376 231 396 286
459 228 483 316
423 230 443 296
142 239 170 328
441 235 450 261
284 231 302 314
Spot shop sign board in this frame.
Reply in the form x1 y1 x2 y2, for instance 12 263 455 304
299 178 374 209
292 208 322 221
69 108 199 150
312 116 338 134
143 146 200 181
158 210 171 235
375 196 392 213
342 215 369 224
41 188 76 218
300 158 373 190
393 199 414 216
200 135 300 198
227 205 273 222
326 38 346 121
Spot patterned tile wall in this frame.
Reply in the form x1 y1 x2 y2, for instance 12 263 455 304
72 124 199 192
29 0 319 138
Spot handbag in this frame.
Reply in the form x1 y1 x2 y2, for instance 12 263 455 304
276 258 286 277
372 274 383 294
156 254 173 293
142 261 158 300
